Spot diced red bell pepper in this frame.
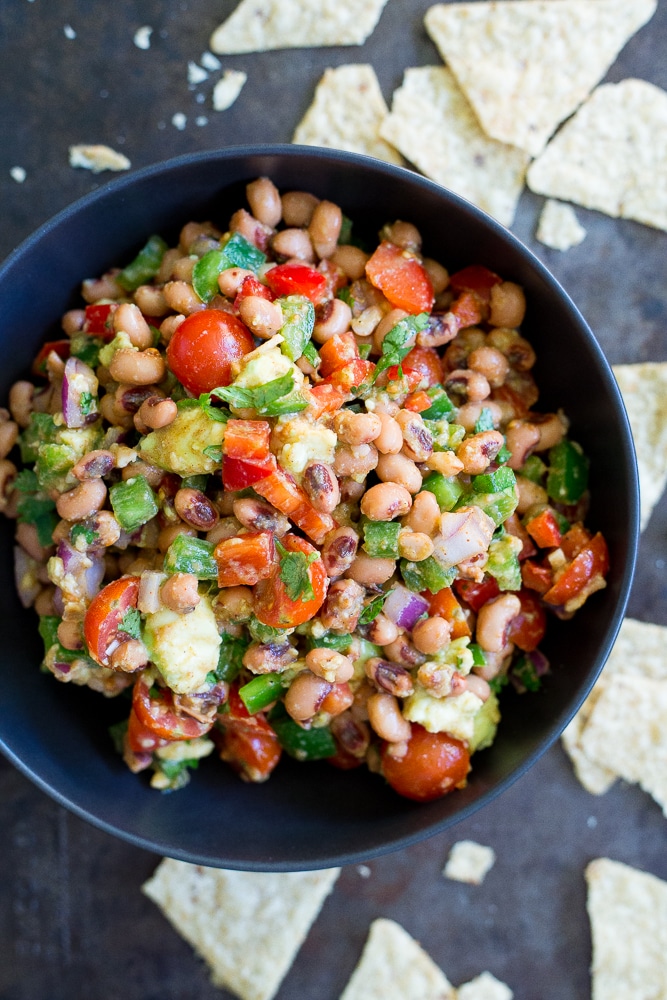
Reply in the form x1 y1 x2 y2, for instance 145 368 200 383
365 241 434 315
424 586 471 639
32 339 71 377
322 358 375 395
404 390 433 413
233 274 274 310
454 576 500 612
450 290 484 329
401 345 444 388
542 533 609 607
507 589 547 652
490 384 530 420
525 507 563 549
265 262 328 304
318 333 359 377
289 501 335 546
560 522 593 560
83 303 117 338
253 465 305 515
521 559 554 595
449 265 502 302
307 382 346 419
222 455 277 490
222 419 272 461
214 531 276 587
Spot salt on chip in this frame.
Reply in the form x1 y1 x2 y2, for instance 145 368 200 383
562 618 667 795
580 673 667 816
443 840 496 885
293 65 402 166
424 0 657 158
612 362 667 529
457 971 514 1000
379 67 529 227
586 858 667 1000
142 859 340 1000
528 79 667 232
69 144 131 173
536 200 586 252
339 918 456 1000
210 0 389 54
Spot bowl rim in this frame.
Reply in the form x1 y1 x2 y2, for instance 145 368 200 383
0 144 639 869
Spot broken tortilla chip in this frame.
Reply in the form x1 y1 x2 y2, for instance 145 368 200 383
586 858 667 1000
443 840 496 885
142 860 340 1000
527 79 667 232
339 918 456 1000
379 66 529 227
69 144 131 173
293 64 402 165
210 0 389 53
458 971 514 1000
536 200 586 251
424 0 657 157
612 362 667 529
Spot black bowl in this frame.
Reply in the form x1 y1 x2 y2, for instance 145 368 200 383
0 146 638 870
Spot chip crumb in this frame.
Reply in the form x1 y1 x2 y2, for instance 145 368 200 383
212 70 248 111
444 840 496 885
536 200 586 251
171 113 187 131
612 363 667 529
68 144 131 173
10 166 26 183
425 0 657 157
380 66 529 227
293 64 402 166
133 26 153 50
195 116 209 127
63 23 76 39
188 61 209 86
142 859 340 1000
339 918 456 1000
457 970 514 1000
200 51 222 72
527 79 667 232
356 864 372 878
210 0 390 54
586 858 667 1000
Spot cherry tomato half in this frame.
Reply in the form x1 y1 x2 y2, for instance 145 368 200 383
83 576 140 667
166 308 255 395
126 706 170 755
381 724 471 802
507 589 547 652
216 686 282 782
253 533 328 629
365 241 434 315
132 671 214 741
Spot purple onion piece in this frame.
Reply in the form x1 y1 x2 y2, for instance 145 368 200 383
529 648 550 676
53 587 65 616
57 539 104 600
382 585 429 631
62 356 99 428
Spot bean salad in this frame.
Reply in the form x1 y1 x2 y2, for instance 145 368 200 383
2 177 610 799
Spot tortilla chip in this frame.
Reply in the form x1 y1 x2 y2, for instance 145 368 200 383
210 0 389 53
379 67 529 227
69 144 131 173
339 918 456 1000
536 200 586 251
580 673 667 815
528 79 667 231
561 704 618 796
586 858 667 1000
424 0 657 157
293 65 402 165
612 362 667 529
142 860 340 1000
457 971 514 1000
443 840 496 885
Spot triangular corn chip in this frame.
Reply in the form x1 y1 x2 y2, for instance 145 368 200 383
379 66 529 226
210 0 389 53
424 0 657 156
612 362 667 529
293 65 403 165
586 858 667 1000
527 79 667 232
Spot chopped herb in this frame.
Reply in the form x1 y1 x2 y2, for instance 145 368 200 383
336 286 355 308
474 407 496 434
119 607 142 640
275 539 319 602
15 470 58 547
358 591 391 625
375 313 429 380
202 444 223 463
70 523 98 547
358 342 372 360
70 334 103 368
213 631 248 683
247 616 287 644
79 391 96 416
212 371 307 416
511 654 543 693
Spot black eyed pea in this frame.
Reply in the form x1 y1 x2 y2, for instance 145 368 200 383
233 497 290 535
505 420 542 470
246 177 282 229
373 308 409 354
133 283 169 317
218 267 254 298
366 692 412 743
284 670 332 722
515 475 549 514
444 368 491 404
380 220 422 252
423 451 465 476
412 615 452 655
308 200 342 259
313 298 353 343
486 327 535 370
0 416 18 460
320 578 365 632
397 529 433 562
489 282 527 329
109 638 149 673
281 190 320 228
162 280 205 316
71 449 116 481
238 296 285 339
305 647 355 684
383 634 426 668
531 412 568 451
422 257 449 295
395 410 433 463
55 478 107 522
113 302 154 350
160 573 201 614
138 395 178 431
320 526 359 578
360 482 413 521
374 412 404 455
456 430 505 475
61 308 86 336
476 593 522 653
376 453 422 495
271 227 315 262
8 381 34 428
402 490 441 536
456 400 503 433
157 522 197 553
109 348 166 386
467 345 510 389
333 443 379 478
174 488 219 531
57 619 83 651
333 409 382 446
365 657 414 697
363 613 400 647
302 462 340 515
329 245 369 282
345 552 396 587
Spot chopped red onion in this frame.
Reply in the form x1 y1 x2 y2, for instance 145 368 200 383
382 585 429 631
62 356 99 428
57 539 104 600
138 570 166 614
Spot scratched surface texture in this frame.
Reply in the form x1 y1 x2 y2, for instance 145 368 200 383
1 1 666 998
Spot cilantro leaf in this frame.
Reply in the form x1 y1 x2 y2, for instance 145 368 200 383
358 590 392 625
15 472 58 546
79 391 96 416
212 372 307 416
70 523 98 547
202 444 223 463
275 539 319 602
119 607 142 640
474 407 496 434
353 313 429 394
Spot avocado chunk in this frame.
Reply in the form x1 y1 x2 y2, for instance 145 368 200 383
139 405 225 476
469 691 501 753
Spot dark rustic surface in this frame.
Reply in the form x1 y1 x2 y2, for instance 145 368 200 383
1 1 666 998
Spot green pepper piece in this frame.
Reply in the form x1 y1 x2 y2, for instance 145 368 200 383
362 519 401 559
20 413 58 464
277 295 316 362
462 488 518 528
473 407 496 433
221 231 267 271
307 632 354 653
163 534 218 580
421 388 456 421
192 249 230 303
109 475 159 533
116 235 168 292
546 439 589 505
472 467 516 493
214 632 248 683
520 454 547 485
400 556 456 594
301 340 321 369
468 643 487 667
421 471 465 511
239 673 286 714
269 708 337 761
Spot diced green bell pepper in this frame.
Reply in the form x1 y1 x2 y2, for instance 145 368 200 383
109 475 159 533
421 387 456 421
400 556 456 594
301 340 321 369
213 632 248 684
520 454 547 485
239 673 286 714
117 234 168 292
462 488 518 528
421 471 465 511
269 706 337 761
546 439 589 505
20 413 58 464
307 632 353 653
468 643 487 667
362 519 401 559
472 466 516 493
474 407 496 433
164 534 218 580
192 232 267 303
277 295 316 362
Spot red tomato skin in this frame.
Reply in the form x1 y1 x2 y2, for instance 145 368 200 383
253 534 328 628
126 707 170 754
402 346 444 387
132 673 214 741
83 576 140 667
454 576 500 613
166 309 254 395
507 589 547 652
449 265 502 302
222 455 277 490
264 263 327 304
381 724 471 802
217 686 282 781
83 303 117 337
543 533 609 607
32 340 71 377
365 242 434 314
